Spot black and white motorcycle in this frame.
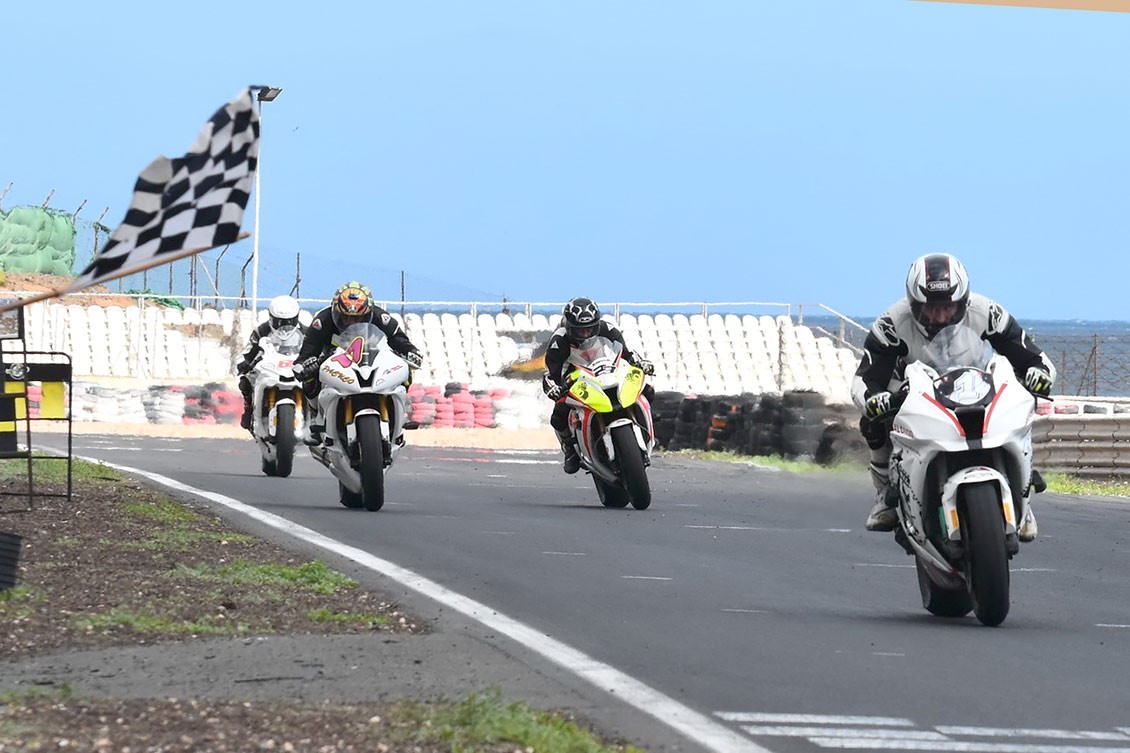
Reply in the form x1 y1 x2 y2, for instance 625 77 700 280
248 328 307 478
887 326 1042 627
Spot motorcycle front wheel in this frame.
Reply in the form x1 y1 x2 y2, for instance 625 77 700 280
273 403 296 478
960 481 1010 627
611 424 651 510
355 414 385 512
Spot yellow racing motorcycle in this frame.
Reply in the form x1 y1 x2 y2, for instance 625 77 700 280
564 336 655 509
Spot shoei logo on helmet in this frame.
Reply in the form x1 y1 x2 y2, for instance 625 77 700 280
926 280 950 292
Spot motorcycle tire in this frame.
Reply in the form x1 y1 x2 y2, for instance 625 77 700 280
960 481 1010 627
916 558 972 618
339 481 363 509
611 424 651 510
594 476 629 508
356 414 385 512
274 403 296 478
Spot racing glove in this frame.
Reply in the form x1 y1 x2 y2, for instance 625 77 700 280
292 356 320 381
635 358 655 376
1023 367 1053 397
403 350 424 369
864 391 895 420
542 373 564 400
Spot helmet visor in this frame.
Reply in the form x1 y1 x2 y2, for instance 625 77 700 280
567 324 598 343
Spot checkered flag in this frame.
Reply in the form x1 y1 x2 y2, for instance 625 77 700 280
66 88 260 293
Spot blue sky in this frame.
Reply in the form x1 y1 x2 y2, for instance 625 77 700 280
3 1 1127 320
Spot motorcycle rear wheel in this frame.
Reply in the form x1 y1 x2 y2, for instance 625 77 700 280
916 558 972 618
960 481 1010 627
356 414 385 512
274 403 296 478
611 424 651 510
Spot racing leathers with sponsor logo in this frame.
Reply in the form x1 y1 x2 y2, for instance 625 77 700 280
852 260 1054 540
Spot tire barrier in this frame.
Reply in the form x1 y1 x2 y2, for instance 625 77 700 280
63 378 544 430
655 389 858 463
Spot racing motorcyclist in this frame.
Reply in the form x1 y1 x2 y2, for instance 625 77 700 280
292 281 423 444
541 296 655 474
852 253 1055 540
235 294 305 432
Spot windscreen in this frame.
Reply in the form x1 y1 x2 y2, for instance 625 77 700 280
566 336 623 373
332 323 387 366
919 324 993 374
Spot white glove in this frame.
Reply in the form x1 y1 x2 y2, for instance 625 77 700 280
1023 367 1053 396
864 391 894 419
403 350 424 369
542 374 564 400
635 358 655 376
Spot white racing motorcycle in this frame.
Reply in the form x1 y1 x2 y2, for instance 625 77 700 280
887 325 1043 627
308 323 416 512
249 328 307 478
564 336 655 510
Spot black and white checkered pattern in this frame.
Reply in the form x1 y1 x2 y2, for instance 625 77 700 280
67 89 260 292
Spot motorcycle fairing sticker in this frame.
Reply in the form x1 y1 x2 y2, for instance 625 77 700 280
330 337 366 368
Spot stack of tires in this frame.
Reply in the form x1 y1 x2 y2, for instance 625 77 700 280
650 390 686 449
780 390 828 459
706 397 755 453
746 394 784 456
667 395 703 450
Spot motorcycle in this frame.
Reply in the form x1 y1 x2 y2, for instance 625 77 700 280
308 323 416 512
887 325 1042 627
564 336 655 510
249 328 306 478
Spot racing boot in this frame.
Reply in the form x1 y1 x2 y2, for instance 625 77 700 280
865 459 898 532
556 429 581 475
1018 507 1038 543
1018 470 1046 542
304 404 324 446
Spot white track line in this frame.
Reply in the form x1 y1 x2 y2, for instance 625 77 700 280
715 713 913 726
87 456 768 753
936 727 1130 741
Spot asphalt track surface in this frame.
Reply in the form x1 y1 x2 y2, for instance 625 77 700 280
40 434 1130 753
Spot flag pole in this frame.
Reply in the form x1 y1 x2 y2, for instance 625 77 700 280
0 232 251 315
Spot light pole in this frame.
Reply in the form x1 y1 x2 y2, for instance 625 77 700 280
251 85 282 320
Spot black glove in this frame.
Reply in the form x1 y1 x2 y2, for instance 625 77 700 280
292 356 320 381
1023 367 1053 397
864 391 895 419
635 358 655 376
403 350 424 369
542 374 564 400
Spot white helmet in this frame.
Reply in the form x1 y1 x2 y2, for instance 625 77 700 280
267 295 301 334
905 253 970 339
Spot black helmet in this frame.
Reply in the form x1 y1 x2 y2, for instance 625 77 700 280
905 253 970 339
562 297 601 344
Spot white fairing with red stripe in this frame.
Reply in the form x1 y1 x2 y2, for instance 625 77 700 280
889 324 1036 596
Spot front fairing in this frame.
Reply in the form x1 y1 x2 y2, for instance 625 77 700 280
320 323 410 395
565 336 645 413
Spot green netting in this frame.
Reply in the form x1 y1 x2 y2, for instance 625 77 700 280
0 205 76 275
